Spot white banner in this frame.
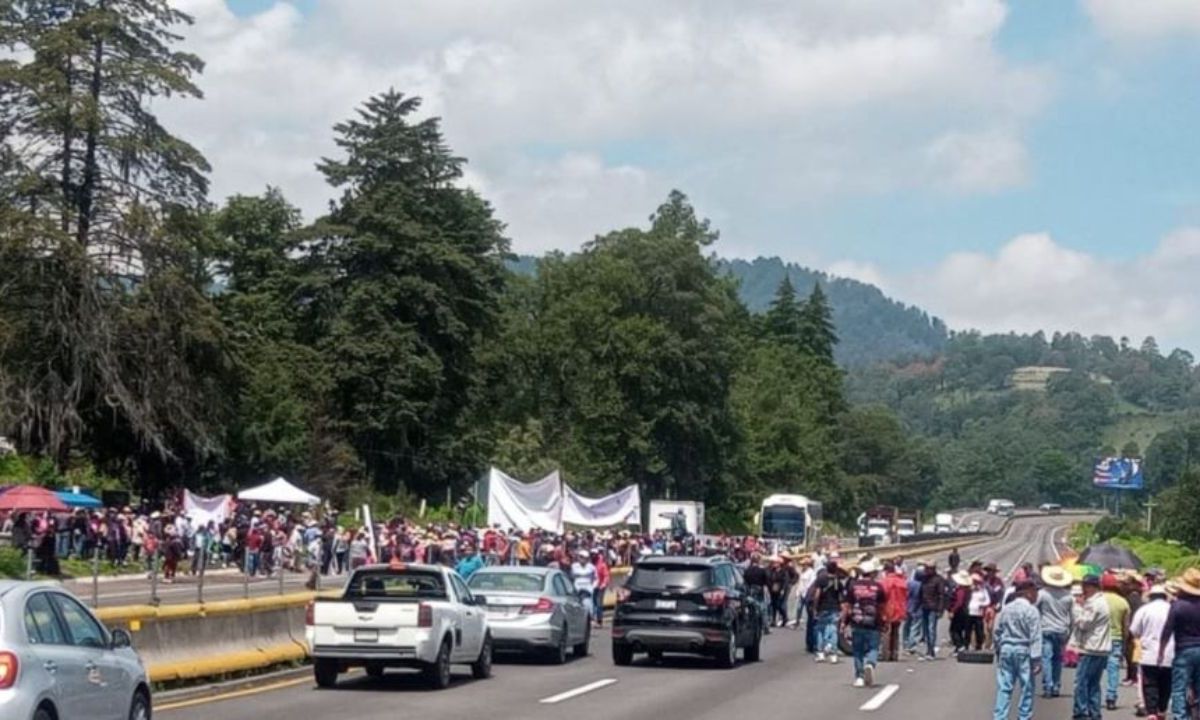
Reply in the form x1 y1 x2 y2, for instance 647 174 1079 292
561 483 641 527
485 468 564 532
183 490 232 530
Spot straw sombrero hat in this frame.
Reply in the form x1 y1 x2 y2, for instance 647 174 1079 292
1040 565 1073 589
1175 568 1200 597
952 570 971 586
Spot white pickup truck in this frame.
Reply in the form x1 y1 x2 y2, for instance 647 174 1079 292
305 563 493 689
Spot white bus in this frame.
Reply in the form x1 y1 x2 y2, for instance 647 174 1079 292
758 494 823 548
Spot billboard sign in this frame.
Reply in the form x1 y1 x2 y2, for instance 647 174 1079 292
1093 457 1144 490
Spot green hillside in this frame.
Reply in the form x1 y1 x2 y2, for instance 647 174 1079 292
510 255 949 367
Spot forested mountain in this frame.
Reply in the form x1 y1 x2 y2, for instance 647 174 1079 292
3 1 1197 539
510 255 948 367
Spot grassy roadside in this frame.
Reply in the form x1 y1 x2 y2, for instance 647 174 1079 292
0 546 192 580
1068 520 1200 576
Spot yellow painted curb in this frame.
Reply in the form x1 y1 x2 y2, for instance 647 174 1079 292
148 641 309 683
96 592 316 626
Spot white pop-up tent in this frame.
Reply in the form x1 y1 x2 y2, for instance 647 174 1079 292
237 476 320 505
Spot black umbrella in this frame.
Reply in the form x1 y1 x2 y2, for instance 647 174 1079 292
1078 542 1143 571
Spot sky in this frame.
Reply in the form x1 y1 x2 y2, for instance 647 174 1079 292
162 0 1200 353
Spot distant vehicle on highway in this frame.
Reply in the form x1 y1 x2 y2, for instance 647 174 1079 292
0 580 151 720
934 512 955 533
758 494 823 548
1039 503 1062 515
987 499 1015 515
612 555 762 668
306 563 492 689
465 566 590 663
966 520 982 533
921 523 936 534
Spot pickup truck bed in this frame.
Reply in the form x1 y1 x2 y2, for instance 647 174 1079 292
305 563 493 689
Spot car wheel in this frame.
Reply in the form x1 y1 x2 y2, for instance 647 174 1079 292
365 662 385 679
573 620 591 658
314 658 339 689
612 642 633 666
423 638 453 689
744 624 762 663
647 649 663 663
471 633 493 679
129 690 151 720
715 630 737 669
549 625 568 665
34 705 55 720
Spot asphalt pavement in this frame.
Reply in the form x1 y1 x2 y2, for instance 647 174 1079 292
156 514 1130 720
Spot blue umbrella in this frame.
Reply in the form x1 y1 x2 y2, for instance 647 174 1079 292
54 490 103 509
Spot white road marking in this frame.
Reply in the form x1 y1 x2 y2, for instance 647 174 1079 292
1048 525 1064 561
539 678 618 704
859 684 900 711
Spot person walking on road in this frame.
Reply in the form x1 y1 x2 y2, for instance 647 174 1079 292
1102 572 1132 711
743 553 772 635
1072 574 1113 720
879 560 908 662
905 565 925 653
993 579 1043 720
1037 565 1075 699
919 560 947 659
844 559 887 688
813 555 847 664
1160 569 1200 720
1131 584 1174 720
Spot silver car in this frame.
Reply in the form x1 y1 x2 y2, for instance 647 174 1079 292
0 581 150 720
466 566 590 663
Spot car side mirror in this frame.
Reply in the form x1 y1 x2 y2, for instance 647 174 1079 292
110 628 133 650
472 594 487 607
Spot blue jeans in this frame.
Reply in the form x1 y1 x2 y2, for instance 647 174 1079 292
1172 646 1200 720
817 610 840 656
994 646 1035 720
1042 631 1067 695
1074 653 1106 719
851 627 880 679
1106 639 1124 703
904 612 923 650
921 609 940 656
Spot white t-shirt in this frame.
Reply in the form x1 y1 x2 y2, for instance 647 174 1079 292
1129 599 1175 667
571 561 597 593
969 587 991 617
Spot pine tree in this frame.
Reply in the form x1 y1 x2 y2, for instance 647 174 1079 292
0 0 222 476
764 276 803 345
800 282 838 363
316 90 508 496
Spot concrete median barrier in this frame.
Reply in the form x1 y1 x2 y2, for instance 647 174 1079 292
97 592 315 683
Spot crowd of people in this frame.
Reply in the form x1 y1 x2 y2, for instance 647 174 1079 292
731 545 1200 720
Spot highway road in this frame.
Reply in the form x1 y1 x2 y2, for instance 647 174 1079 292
155 514 1125 720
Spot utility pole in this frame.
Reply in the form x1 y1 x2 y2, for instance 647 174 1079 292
1145 499 1157 533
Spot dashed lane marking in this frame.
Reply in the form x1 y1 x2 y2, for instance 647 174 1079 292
539 678 618 704
859 684 900 711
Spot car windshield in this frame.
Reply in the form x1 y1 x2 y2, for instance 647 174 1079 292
467 572 545 593
346 569 447 600
630 564 711 591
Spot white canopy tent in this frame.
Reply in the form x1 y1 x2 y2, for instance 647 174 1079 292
237 477 320 505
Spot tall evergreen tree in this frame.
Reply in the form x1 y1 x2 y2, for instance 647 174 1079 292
800 282 838 363
316 90 508 496
764 276 803 345
0 0 223 482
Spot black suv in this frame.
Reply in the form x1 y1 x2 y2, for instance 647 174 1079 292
611 555 763 668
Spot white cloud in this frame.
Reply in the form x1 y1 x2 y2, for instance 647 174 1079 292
879 230 1200 352
1084 0 1200 42
158 0 1050 254
826 260 889 291
924 129 1029 191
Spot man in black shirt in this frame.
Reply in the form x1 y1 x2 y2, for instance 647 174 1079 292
742 553 771 634
813 557 847 663
844 560 888 688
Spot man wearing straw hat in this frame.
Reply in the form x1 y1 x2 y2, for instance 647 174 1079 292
1160 568 1200 720
1038 565 1075 698
844 559 887 688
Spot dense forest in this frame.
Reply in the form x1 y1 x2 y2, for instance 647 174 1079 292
1 2 1198 539
511 255 950 367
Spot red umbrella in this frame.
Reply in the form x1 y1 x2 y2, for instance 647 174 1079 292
0 485 69 513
